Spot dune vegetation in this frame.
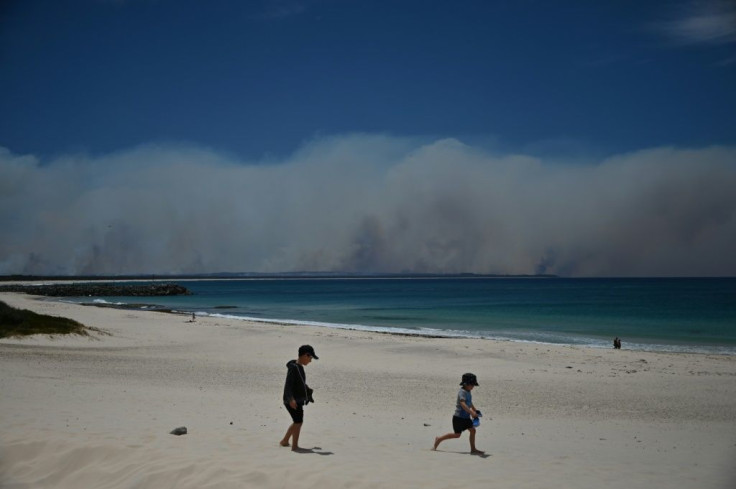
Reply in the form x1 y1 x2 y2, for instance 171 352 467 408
0 300 89 338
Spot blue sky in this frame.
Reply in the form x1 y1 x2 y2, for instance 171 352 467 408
1 0 734 159
1 1 735 276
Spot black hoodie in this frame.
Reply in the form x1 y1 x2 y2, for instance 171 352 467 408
283 359 311 406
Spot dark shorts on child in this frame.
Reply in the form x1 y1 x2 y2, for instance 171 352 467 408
452 415 473 433
285 403 304 423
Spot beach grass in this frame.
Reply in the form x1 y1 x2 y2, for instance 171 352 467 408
0 300 89 338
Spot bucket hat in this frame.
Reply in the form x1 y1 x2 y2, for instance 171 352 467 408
460 372 479 386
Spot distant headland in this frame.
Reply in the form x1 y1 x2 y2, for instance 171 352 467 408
0 273 557 297
0 272 557 282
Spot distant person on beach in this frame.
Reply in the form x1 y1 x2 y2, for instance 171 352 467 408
280 345 318 451
614 337 621 349
433 373 485 455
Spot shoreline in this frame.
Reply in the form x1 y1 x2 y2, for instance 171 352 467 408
2 292 736 488
45 295 736 356
195 311 736 356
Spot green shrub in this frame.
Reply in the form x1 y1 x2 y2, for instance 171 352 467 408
0 300 88 338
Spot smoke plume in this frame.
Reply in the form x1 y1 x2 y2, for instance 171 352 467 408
1 135 735 276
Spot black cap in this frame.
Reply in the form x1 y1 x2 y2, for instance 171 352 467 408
460 372 478 386
298 344 319 359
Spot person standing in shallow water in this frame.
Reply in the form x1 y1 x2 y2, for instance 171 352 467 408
433 373 485 454
280 345 318 451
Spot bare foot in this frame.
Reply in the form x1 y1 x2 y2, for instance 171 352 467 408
471 449 485 455
433 437 440 451
279 441 290 447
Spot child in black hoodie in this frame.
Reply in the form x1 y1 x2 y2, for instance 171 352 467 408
280 345 318 451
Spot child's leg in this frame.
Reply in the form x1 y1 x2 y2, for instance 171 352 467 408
290 423 303 451
433 432 461 450
468 427 484 454
280 423 296 446
282 404 304 448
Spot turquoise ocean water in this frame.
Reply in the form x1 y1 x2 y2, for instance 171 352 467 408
71 277 736 354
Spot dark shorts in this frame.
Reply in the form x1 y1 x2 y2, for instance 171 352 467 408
285 403 304 424
452 415 473 434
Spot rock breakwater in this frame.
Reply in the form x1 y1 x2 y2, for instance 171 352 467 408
0 283 191 297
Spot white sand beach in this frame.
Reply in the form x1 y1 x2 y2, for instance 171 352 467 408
1 292 735 489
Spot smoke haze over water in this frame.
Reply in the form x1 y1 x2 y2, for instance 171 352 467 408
1 135 735 277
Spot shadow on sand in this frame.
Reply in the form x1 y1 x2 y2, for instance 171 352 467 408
292 446 334 455
432 449 490 459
